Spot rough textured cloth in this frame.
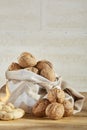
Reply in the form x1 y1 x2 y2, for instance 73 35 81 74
4 69 85 114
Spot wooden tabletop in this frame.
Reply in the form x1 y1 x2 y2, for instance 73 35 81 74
0 111 87 130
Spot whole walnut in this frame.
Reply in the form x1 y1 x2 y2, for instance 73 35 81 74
25 67 39 74
40 67 56 82
18 52 37 68
8 62 22 71
45 102 64 120
32 99 50 117
36 60 53 70
47 88 65 103
63 100 74 117
35 60 56 82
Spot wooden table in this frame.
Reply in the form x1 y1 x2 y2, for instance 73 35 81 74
0 111 87 130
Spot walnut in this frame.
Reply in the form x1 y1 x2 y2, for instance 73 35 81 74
35 60 56 81
32 99 50 117
18 52 37 68
8 62 22 71
45 102 64 120
63 100 74 117
40 67 56 82
47 88 65 103
25 67 39 74
36 60 53 70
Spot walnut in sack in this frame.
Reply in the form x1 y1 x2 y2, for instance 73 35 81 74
18 52 37 68
63 100 74 117
8 62 22 71
32 99 50 117
47 88 65 103
25 67 39 74
40 67 56 82
45 102 64 120
36 60 53 70
36 60 56 82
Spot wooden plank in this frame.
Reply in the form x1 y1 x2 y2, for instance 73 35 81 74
0 112 87 130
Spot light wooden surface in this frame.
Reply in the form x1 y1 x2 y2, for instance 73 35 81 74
0 0 87 92
0 112 87 130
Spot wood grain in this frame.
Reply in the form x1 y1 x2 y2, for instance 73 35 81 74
0 111 87 130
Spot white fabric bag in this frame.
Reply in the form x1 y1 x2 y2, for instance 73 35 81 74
5 69 85 114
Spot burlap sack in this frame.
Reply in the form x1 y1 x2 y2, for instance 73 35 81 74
5 69 84 114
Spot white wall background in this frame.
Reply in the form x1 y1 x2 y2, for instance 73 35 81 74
0 0 87 92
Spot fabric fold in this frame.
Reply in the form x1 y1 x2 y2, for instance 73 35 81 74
3 69 84 113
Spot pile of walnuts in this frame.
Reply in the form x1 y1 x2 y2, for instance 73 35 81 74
32 88 74 120
8 52 56 82
8 52 74 120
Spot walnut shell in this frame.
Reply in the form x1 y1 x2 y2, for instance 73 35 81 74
35 60 56 81
40 67 56 82
63 100 74 117
36 60 53 70
25 67 39 74
45 102 64 120
18 52 37 68
47 88 65 103
8 62 22 71
32 99 50 117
